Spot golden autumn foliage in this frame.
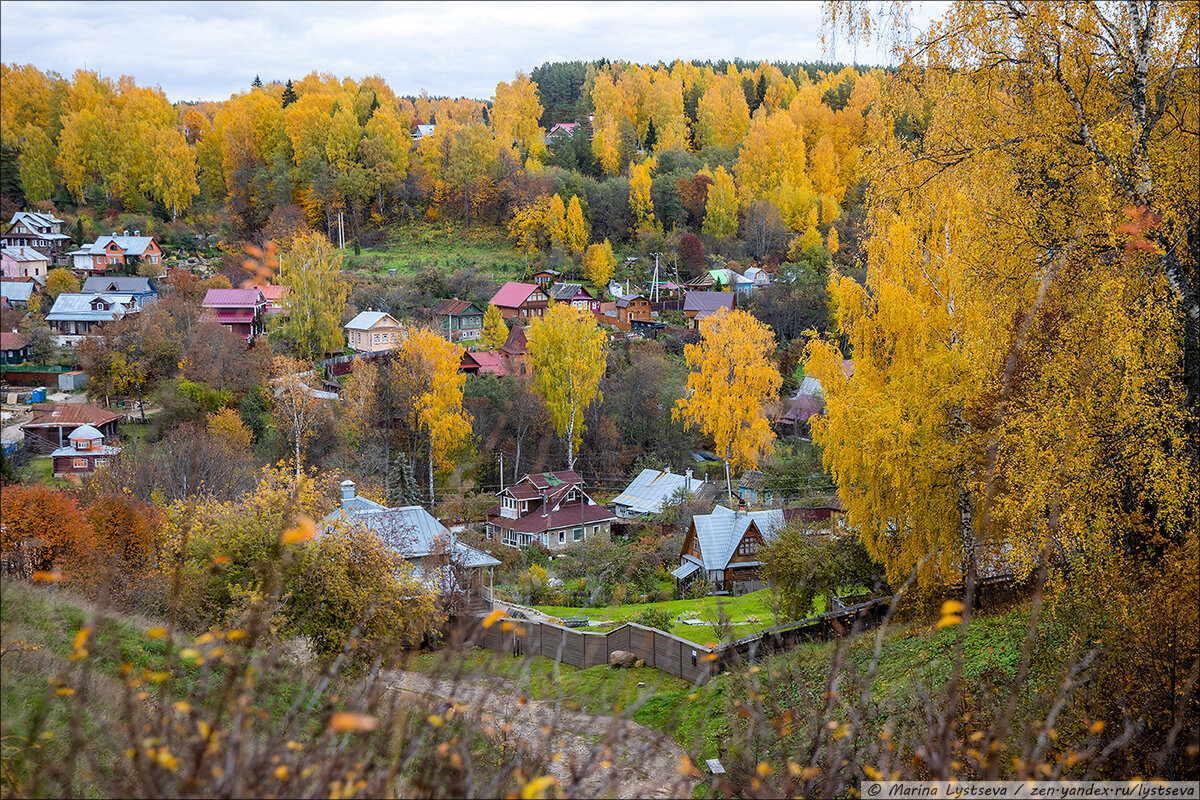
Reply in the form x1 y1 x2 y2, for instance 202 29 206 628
527 304 607 470
481 304 509 351
0 485 97 573
674 308 781 486
583 239 617 289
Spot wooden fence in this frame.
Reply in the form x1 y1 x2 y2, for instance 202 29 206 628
470 597 891 686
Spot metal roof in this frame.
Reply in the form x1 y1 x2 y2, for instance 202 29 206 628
322 504 499 568
489 281 539 308
344 310 401 330
45 293 138 322
84 235 157 256
82 276 156 295
691 505 785 571
683 291 735 314
2 246 48 262
611 469 702 516
1 281 34 302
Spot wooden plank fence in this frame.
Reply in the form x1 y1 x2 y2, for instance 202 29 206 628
469 597 890 685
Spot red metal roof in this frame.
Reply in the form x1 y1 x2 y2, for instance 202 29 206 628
1 331 30 351
489 282 538 309
506 503 618 534
461 350 508 376
203 288 265 308
22 403 121 428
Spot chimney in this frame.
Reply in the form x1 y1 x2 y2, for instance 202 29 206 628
123 230 129 236
541 490 548 517
685 467 693 490
134 230 140 237
664 465 671 474
340 479 356 507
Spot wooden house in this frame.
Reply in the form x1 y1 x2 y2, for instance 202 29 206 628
51 424 121 477
672 504 785 595
21 404 121 454
485 470 618 551
1 212 71 265
432 299 485 342
344 310 404 352
615 294 652 327
489 282 549 320
202 288 267 341
498 325 530 377
683 291 736 330
550 282 600 312
1 332 31 364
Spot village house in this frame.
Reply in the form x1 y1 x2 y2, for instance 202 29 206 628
1 246 50 280
459 349 508 377
737 470 770 507
69 232 163 275
81 276 158 303
51 423 121 477
673 504 785 595
321 480 500 603
549 282 600 312
1 332 31 364
489 281 549 320
20 403 121 454
610 467 714 518
260 284 290 316
615 294 652 328
201 288 267 341
1 212 72 265
432 299 485 343
530 268 561 289
683 291 736 330
344 310 404 353
1 280 38 309
485 470 618 551
45 292 142 338
543 122 579 146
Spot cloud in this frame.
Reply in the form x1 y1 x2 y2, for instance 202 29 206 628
0 0 931 102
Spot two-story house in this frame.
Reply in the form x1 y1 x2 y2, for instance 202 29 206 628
51 424 121 477
673 504 785 595
432 299 485 343
81 276 158 304
683 291 736 330
201 288 267 341
45 293 142 337
489 282 549 320
615 294 652 328
549 282 600 312
485 470 618 551
530 268 561 289
70 232 163 275
1 212 72 264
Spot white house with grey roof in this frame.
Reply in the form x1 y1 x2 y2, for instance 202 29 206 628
672 504 785 595
321 480 500 599
345 310 405 352
45 293 143 342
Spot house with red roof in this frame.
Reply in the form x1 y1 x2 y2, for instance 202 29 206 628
201 288 266 341
459 349 508 377
485 470 618 550
260 284 290 316
498 325 531 377
20 403 122 454
489 281 549 320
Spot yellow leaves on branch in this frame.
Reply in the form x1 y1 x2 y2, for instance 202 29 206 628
674 308 781 471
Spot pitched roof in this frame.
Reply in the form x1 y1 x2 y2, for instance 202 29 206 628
45 293 138 322
690 505 785 571
507 502 617 534
780 393 824 424
433 298 483 316
499 324 527 355
2 246 48 262
684 291 735 315
322 504 500 568
82 276 155 294
202 288 265 307
1 331 30 351
22 403 121 429
344 310 402 330
615 294 646 309
85 235 157 256
259 284 289 301
490 281 539 309
0 281 34 302
611 468 704 516
461 350 508 376
519 470 583 490
738 470 766 491
8 211 63 228
68 424 104 441
550 282 593 302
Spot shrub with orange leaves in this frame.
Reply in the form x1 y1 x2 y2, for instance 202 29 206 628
0 485 98 574
85 494 162 570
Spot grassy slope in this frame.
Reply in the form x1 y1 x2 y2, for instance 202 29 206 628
532 588 825 641
353 222 529 280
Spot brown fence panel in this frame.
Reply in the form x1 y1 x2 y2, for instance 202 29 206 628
560 628 586 668
541 624 564 661
628 625 656 667
653 632 682 677
523 621 542 655
583 633 608 667
607 625 630 656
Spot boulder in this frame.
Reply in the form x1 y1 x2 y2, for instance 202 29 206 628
609 649 636 668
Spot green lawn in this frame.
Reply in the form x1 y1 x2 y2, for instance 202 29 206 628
352 221 530 280
531 588 822 642
18 457 70 489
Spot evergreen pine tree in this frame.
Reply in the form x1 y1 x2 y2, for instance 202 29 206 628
281 79 298 107
252 75 263 89
644 119 658 152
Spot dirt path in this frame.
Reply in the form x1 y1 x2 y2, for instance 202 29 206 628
383 669 699 799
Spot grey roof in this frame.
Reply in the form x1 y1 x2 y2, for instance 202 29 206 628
51 443 121 458
611 469 704 516
691 504 785 571
550 282 585 301
0 281 34 302
45 293 138 323
322 503 500 569
796 376 824 397
671 560 701 580
345 310 401 330
83 235 156 256
82 276 156 295
684 291 735 315
9 211 63 228
2 246 48 261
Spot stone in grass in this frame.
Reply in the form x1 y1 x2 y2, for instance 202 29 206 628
609 649 637 668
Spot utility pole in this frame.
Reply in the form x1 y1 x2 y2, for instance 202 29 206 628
497 451 504 493
650 252 662 302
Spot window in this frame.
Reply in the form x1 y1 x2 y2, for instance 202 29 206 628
373 334 380 343
94 458 108 468
559 530 565 544
74 439 86 450
573 527 583 541
72 458 88 469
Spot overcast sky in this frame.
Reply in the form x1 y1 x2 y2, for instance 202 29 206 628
1 1 948 103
